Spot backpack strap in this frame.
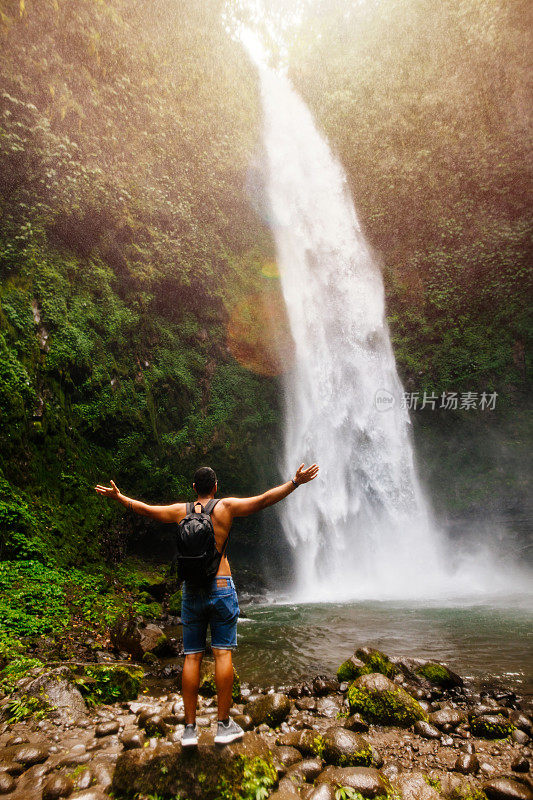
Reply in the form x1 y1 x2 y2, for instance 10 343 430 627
187 501 196 514
203 498 219 515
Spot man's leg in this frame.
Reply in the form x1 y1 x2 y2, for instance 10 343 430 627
212 648 233 721
182 651 203 725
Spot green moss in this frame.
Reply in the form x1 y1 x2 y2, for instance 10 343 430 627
71 663 143 704
469 716 514 739
355 648 398 678
216 755 277 800
347 682 427 727
415 661 456 687
337 659 367 682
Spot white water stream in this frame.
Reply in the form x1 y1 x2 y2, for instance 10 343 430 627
248 51 531 602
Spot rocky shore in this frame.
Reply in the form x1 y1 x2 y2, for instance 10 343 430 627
0 641 531 800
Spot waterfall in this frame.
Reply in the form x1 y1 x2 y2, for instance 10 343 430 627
253 62 457 601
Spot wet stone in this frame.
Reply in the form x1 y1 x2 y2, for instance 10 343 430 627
42 772 74 799
454 752 479 774
0 773 16 795
483 777 533 800
119 730 145 750
511 755 530 772
275 746 303 767
414 720 441 739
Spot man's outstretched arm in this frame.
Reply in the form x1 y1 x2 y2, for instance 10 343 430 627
94 480 184 523
223 462 319 518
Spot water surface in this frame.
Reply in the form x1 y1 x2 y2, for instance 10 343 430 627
231 596 533 697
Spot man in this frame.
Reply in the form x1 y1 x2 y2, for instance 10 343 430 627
95 460 319 746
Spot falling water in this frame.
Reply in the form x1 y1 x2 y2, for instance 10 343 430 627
244 45 531 602
250 60 455 601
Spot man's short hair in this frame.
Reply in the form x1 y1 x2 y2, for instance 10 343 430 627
193 466 217 495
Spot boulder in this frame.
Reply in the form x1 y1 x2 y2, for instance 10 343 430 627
395 771 441 800
337 655 368 683
244 693 292 728
355 646 398 678
111 733 275 800
347 673 427 727
110 618 169 661
342 713 369 732
428 706 467 730
320 726 373 767
414 720 441 739
483 777 533 800
3 667 86 723
316 696 342 718
470 715 515 739
286 757 323 782
316 765 390 797
414 661 463 688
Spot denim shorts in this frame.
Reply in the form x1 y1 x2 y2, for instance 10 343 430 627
181 576 239 654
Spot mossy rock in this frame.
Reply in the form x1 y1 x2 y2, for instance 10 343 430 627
168 590 182 616
321 726 373 767
355 646 398 678
348 673 427 727
199 660 241 702
337 655 368 682
111 732 275 800
71 663 143 704
415 661 463 688
470 715 514 739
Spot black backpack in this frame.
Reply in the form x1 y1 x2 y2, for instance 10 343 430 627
175 499 225 586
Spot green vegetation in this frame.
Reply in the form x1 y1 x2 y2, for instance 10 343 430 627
216 755 277 800
72 663 144 705
0 0 282 604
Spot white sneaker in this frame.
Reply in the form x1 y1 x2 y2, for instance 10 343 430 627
214 718 244 744
181 723 198 747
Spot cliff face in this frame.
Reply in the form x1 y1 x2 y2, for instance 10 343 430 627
0 0 283 565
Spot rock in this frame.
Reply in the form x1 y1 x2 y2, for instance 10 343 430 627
234 714 253 731
337 655 368 682
306 785 336 800
119 730 145 750
312 676 340 696
316 765 390 796
428 706 466 730
470 715 515 739
5 668 86 723
396 771 441 800
141 715 169 737
414 720 441 739
275 746 303 767
296 698 316 712
244 693 292 727
0 773 16 794
321 726 373 767
454 753 479 774
69 790 110 800
42 773 74 799
316 696 342 718
510 712 532 735
199 660 241 701
111 733 273 799
72 768 93 791
483 777 533 800
513 730 530 745
342 713 369 732
512 756 530 772
4 743 50 766
286 757 323 781
110 619 169 660
347 673 427 727
356 647 398 678
95 720 120 737
414 661 463 688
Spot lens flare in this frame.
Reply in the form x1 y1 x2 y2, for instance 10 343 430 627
226 287 293 376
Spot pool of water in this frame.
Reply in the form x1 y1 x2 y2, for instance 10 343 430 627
228 594 533 697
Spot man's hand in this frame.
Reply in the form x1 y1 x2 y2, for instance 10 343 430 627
95 480 121 500
294 462 319 485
